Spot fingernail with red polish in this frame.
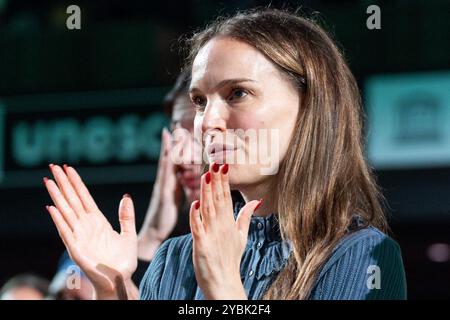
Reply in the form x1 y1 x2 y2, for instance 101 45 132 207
254 199 263 211
194 200 200 210
123 193 131 199
212 162 220 173
205 172 211 184
43 177 48 184
221 163 229 174
63 164 68 171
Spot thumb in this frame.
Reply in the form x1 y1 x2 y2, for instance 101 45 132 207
155 129 170 182
236 199 263 234
119 194 136 236
162 127 173 160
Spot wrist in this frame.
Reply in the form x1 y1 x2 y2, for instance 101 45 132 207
93 277 135 300
137 231 164 247
137 237 161 261
93 285 119 300
203 275 247 300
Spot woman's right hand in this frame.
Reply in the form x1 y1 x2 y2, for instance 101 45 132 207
44 164 138 299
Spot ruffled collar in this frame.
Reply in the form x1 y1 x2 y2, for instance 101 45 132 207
233 201 368 280
234 201 292 280
233 201 284 243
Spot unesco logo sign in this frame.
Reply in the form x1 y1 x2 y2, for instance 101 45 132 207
0 88 170 188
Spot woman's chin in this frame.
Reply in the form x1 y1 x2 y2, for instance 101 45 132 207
227 170 244 188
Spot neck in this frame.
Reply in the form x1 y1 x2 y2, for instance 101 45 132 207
238 180 276 218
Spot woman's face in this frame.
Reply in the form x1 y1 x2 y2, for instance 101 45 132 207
171 95 202 201
190 37 300 188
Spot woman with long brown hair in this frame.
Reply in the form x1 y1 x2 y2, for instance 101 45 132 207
43 8 406 299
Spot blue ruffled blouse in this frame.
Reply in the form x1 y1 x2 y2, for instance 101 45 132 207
139 202 407 300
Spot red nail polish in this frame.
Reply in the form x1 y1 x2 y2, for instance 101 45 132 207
212 162 220 173
194 200 200 210
123 193 131 199
205 172 211 184
221 163 229 174
254 199 263 211
43 177 48 183
63 164 68 171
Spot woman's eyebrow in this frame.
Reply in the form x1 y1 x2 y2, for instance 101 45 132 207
189 78 256 93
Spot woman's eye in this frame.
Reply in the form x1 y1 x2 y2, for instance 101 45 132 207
228 88 248 102
192 96 207 109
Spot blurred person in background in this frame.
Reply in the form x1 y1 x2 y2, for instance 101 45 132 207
136 69 200 263
0 274 49 300
133 70 202 282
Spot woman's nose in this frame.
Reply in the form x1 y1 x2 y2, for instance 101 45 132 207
201 100 228 135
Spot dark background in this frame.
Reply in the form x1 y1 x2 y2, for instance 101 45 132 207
1 0 450 299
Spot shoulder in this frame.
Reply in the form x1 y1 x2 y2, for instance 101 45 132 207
310 227 407 300
322 227 402 272
139 234 195 300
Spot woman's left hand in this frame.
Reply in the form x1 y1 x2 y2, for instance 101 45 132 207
189 162 261 300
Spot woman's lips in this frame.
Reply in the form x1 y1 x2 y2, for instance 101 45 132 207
207 143 236 156
207 149 237 163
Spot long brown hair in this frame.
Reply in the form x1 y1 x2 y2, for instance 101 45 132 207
185 8 388 300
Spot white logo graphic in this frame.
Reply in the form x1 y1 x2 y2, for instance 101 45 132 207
66 5 81 30
366 265 381 289
366 5 381 30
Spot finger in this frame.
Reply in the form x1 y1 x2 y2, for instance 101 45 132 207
119 194 136 236
162 127 172 153
219 163 233 214
50 164 86 217
64 166 99 212
155 128 169 182
236 199 262 234
44 177 78 229
163 130 176 182
209 162 226 215
46 205 75 248
200 171 215 224
189 200 204 238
